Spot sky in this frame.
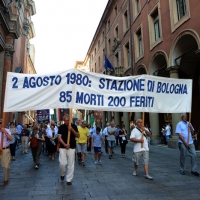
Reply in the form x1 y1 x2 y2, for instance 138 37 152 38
31 0 108 74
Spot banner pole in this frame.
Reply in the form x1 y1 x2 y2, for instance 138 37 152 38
187 112 191 144
141 112 145 148
67 109 73 145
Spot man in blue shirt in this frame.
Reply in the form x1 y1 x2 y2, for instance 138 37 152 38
176 113 199 176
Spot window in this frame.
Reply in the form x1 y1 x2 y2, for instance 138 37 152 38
108 39 111 55
98 40 100 50
138 32 143 56
107 19 110 31
91 54 93 61
134 25 144 61
133 0 141 19
148 3 162 50
124 42 130 67
153 13 160 41
114 5 118 17
114 26 119 38
102 31 104 41
123 10 129 33
95 48 96 55
98 56 100 69
136 0 141 13
114 52 120 67
177 0 186 20
169 0 190 32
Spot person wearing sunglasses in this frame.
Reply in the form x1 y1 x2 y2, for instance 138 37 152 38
0 118 12 185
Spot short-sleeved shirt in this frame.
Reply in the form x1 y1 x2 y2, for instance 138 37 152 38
58 123 78 149
107 126 116 141
77 126 89 144
92 133 103 147
0 128 11 148
21 129 30 137
103 127 108 136
17 125 22 134
176 121 194 144
130 127 149 153
165 125 171 136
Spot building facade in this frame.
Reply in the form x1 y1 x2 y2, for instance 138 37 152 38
0 0 36 126
83 0 200 146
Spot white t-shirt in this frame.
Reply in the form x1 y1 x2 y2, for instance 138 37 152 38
130 127 149 153
165 125 171 136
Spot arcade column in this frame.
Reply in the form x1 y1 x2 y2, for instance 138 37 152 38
167 66 180 148
102 111 106 128
107 111 112 123
134 112 142 121
114 112 120 126
123 112 130 137
2 45 14 126
149 113 161 144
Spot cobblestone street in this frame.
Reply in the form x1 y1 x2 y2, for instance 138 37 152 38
0 142 200 200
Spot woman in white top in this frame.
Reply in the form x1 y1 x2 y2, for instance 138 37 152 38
47 124 57 160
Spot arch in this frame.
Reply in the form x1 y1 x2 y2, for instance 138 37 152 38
169 29 200 67
149 50 168 76
135 64 147 75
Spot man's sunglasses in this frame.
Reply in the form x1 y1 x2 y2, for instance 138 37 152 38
0 122 2 124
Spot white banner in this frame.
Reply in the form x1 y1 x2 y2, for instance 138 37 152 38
4 69 192 113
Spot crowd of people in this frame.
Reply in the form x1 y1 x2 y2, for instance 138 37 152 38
0 113 200 186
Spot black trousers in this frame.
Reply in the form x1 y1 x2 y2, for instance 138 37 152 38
105 137 108 153
10 141 16 157
120 142 127 154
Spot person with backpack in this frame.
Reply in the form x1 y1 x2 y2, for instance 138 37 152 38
29 126 45 169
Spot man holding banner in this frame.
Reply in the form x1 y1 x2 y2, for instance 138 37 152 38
58 114 80 185
176 113 199 176
130 119 153 180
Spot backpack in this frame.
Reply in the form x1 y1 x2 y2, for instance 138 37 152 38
30 137 38 148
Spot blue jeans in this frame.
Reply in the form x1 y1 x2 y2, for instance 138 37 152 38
107 140 115 149
178 143 197 172
165 135 170 142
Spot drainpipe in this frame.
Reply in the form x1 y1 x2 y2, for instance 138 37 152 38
128 0 134 75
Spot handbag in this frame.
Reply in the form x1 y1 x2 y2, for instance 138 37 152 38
30 137 38 148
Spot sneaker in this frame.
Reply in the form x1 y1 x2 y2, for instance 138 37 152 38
81 161 85 166
191 171 200 176
99 160 102 165
180 170 185 175
35 165 39 169
78 158 81 164
109 155 111 159
60 175 64 181
95 160 98 165
144 174 153 180
132 170 137 176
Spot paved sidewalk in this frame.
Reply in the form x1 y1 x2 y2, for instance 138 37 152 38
0 142 200 200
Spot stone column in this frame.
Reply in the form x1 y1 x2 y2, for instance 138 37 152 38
2 45 14 126
107 111 112 123
0 51 5 116
167 66 180 148
134 112 142 121
114 112 120 126
123 112 130 137
149 113 160 144
102 111 106 128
